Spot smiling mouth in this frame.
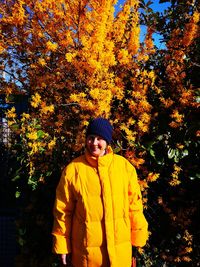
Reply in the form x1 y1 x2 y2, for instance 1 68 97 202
91 146 100 149
91 148 100 151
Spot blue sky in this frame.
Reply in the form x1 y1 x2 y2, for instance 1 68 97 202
144 0 170 12
116 0 171 48
143 0 171 47
116 0 170 13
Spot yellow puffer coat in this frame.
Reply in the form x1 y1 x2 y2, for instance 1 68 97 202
52 147 148 267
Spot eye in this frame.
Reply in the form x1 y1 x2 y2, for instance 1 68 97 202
87 135 95 142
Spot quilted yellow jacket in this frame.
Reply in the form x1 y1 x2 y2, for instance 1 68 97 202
52 147 148 267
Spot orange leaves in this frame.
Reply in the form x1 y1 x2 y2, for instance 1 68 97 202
157 10 200 138
6 107 17 120
0 44 5 54
165 10 199 88
1 0 149 127
38 58 47 66
1 2 199 265
117 49 130 65
113 0 140 53
65 52 77 63
59 31 74 47
182 11 199 48
125 149 145 168
46 41 58 52
183 230 193 245
147 172 160 183
159 97 174 108
169 164 182 186
1 0 27 26
120 123 137 143
1 1 194 160
121 69 154 136
169 109 184 128
70 92 87 103
137 27 155 62
1 0 197 183
179 89 194 107
138 112 151 133
144 28 155 53
40 102 55 114
31 93 42 108
30 93 55 120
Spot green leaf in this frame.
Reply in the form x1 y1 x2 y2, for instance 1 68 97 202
174 150 180 162
196 173 200 179
11 123 19 130
174 156 180 163
157 135 164 141
150 148 155 158
20 157 26 164
182 149 189 157
168 148 176 159
12 175 21 182
37 130 45 138
144 140 155 149
46 171 52 177
113 147 121 153
39 146 45 153
18 237 26 246
156 160 164 165
117 140 123 148
15 191 21 198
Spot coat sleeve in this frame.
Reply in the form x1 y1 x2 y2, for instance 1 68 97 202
127 162 148 247
52 163 76 254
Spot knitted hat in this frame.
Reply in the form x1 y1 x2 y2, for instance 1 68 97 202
86 118 113 144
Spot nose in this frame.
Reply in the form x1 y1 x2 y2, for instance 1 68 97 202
93 137 98 145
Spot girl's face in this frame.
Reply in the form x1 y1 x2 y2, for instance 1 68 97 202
86 135 107 157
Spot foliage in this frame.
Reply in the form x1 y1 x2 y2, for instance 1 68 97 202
0 0 200 266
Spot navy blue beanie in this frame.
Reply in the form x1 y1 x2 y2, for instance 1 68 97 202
86 118 113 144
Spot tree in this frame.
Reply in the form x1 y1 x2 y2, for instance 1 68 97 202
1 0 199 266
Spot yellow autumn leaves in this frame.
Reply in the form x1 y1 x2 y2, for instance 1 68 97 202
30 93 54 115
6 104 56 180
3 0 199 189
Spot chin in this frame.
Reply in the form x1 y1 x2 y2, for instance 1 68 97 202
91 152 100 156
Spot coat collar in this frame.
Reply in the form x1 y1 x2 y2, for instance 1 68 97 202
85 146 113 168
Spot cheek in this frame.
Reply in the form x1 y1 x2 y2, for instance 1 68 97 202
101 141 107 149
